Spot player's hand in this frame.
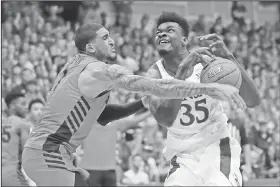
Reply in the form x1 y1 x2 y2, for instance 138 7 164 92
198 33 231 58
176 47 213 79
207 83 246 111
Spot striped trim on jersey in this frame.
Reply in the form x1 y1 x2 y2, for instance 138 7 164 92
43 150 68 170
219 137 231 179
42 96 91 153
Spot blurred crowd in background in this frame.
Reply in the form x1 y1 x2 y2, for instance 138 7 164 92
1 1 279 185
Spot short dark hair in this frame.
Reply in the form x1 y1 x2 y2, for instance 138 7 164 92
5 92 25 108
28 98 44 111
74 23 104 51
156 12 189 37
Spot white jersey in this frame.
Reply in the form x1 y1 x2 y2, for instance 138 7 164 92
155 60 230 160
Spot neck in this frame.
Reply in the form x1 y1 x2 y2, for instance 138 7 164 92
79 51 100 61
161 50 189 76
132 166 139 173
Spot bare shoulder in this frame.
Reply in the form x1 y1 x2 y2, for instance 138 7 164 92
83 61 107 72
145 62 161 79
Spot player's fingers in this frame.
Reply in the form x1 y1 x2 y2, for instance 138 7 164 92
234 92 247 110
195 47 214 59
231 93 245 111
230 97 239 112
198 33 221 41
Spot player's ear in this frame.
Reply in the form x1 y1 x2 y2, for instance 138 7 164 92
182 37 188 47
85 43 96 53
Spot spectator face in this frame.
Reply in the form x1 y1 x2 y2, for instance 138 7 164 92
132 155 143 169
90 27 117 61
24 15 31 26
155 22 186 57
24 27 32 38
49 5 59 16
29 101 43 122
13 66 21 78
14 35 21 46
3 22 12 33
120 44 129 57
45 22 52 33
141 36 149 46
22 42 30 53
10 96 28 118
22 69 35 83
66 31 74 41
134 45 143 55
30 32 38 44
19 54 28 66
8 44 16 54
26 82 37 95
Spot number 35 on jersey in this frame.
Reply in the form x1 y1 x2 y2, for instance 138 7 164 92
179 95 210 127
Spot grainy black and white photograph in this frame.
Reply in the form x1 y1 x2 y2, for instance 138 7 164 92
1 1 279 186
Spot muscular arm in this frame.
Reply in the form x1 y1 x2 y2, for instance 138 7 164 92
146 64 184 127
226 54 261 108
16 122 29 151
97 99 145 126
108 111 151 131
80 62 214 99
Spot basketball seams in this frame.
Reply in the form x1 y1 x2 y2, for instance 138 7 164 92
200 59 241 89
213 68 238 83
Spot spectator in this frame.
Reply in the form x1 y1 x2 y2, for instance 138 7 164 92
26 98 44 132
117 43 140 73
122 154 150 185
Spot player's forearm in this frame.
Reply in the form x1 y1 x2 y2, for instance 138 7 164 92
149 66 188 127
226 53 261 108
97 100 144 126
113 75 215 99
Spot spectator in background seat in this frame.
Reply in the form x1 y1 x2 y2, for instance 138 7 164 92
117 43 139 73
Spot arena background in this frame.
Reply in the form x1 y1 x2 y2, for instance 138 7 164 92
1 1 279 186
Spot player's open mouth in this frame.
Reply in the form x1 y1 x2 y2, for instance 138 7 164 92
111 48 116 52
159 39 170 45
159 39 170 46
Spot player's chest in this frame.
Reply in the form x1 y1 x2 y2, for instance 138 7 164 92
178 94 213 127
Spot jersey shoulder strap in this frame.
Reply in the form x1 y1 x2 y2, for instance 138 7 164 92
155 59 173 79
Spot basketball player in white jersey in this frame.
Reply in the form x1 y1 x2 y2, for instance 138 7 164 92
22 23 246 186
145 12 260 186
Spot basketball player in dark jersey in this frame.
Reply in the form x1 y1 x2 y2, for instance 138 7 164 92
22 23 246 186
2 92 30 186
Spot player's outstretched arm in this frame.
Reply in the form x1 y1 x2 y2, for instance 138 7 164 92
92 63 211 99
198 34 261 108
79 61 246 110
97 99 145 126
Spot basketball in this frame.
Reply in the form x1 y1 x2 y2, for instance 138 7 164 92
200 57 242 89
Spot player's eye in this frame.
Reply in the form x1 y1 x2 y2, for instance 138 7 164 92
168 29 175 33
103 35 108 40
155 31 161 35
